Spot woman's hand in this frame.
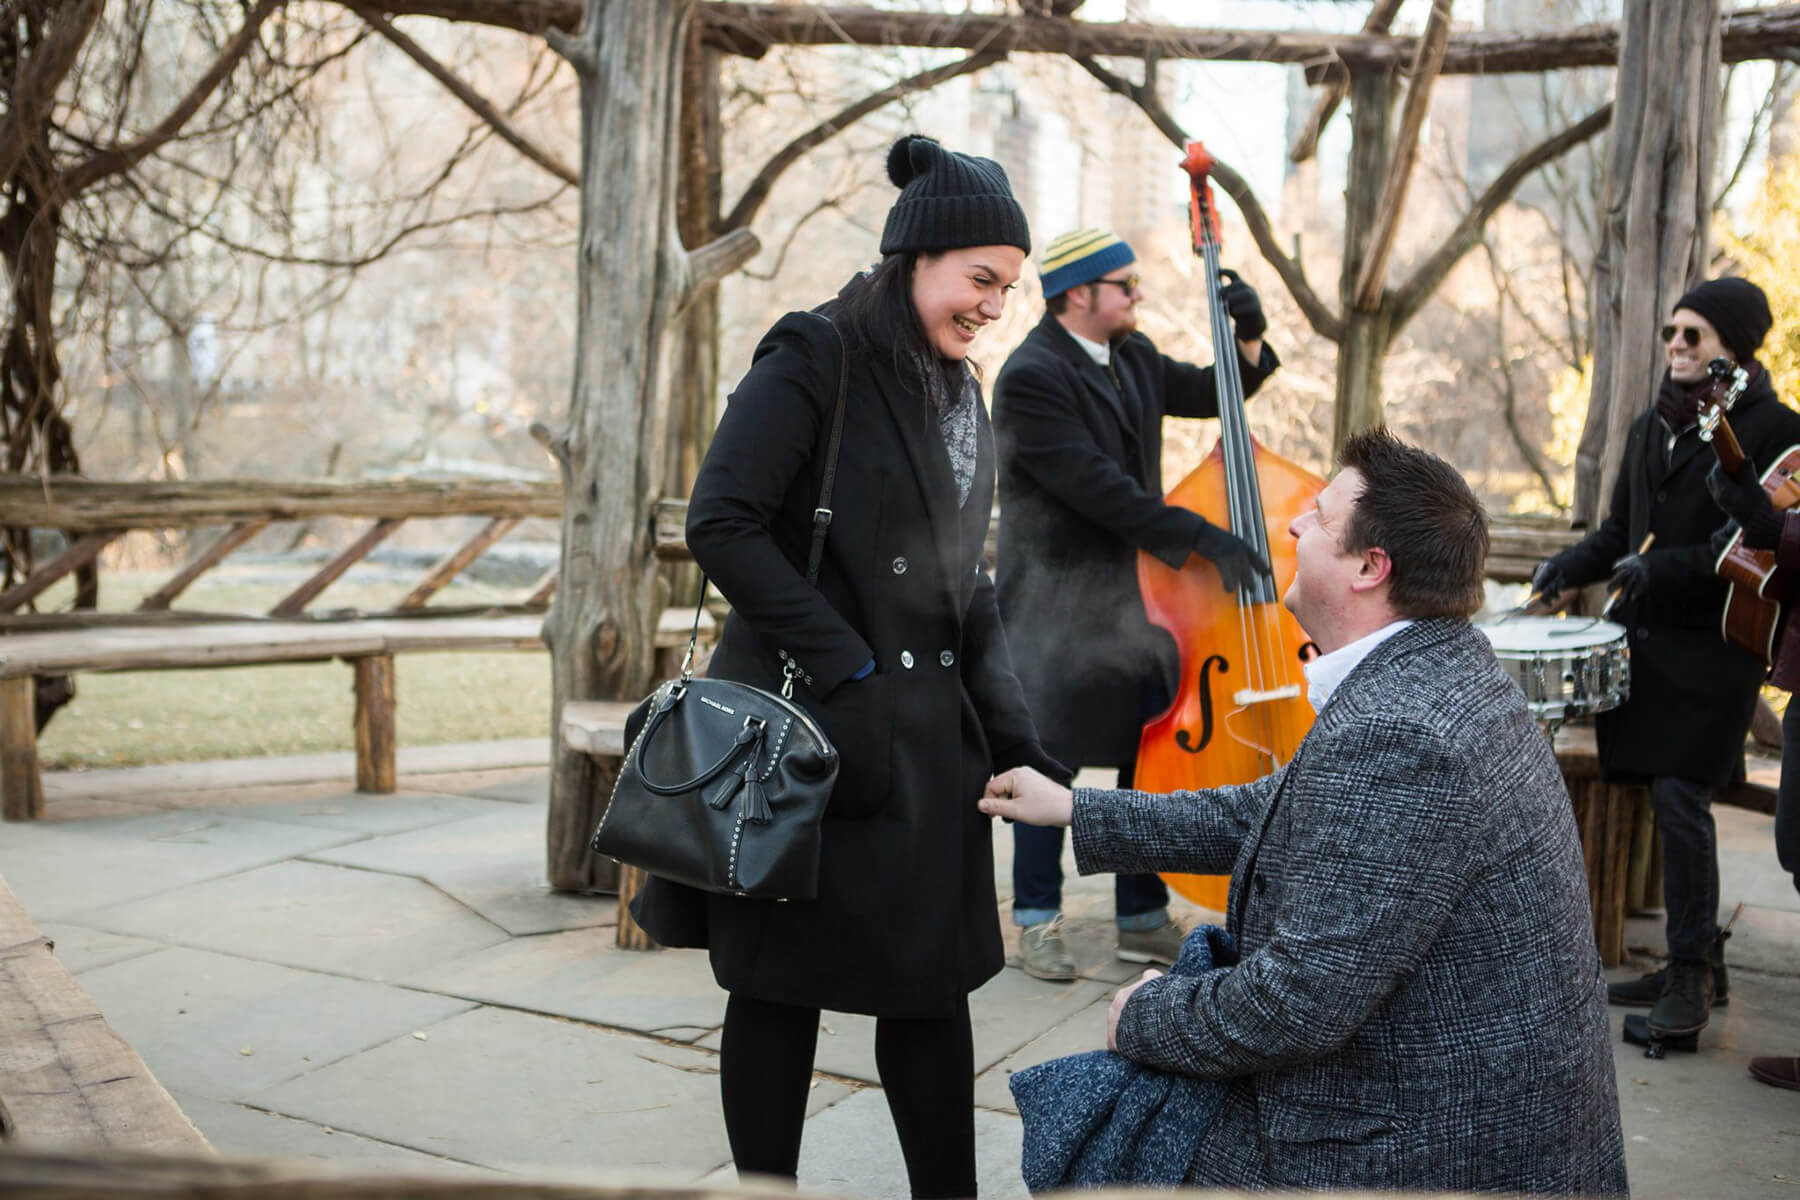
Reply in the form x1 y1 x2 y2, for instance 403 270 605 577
1107 969 1161 1052
980 766 1074 826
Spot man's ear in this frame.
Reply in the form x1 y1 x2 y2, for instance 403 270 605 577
1351 546 1392 593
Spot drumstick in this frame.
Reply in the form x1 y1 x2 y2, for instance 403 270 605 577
1600 533 1656 619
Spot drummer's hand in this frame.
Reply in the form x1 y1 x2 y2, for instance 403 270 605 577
980 767 1073 827
1528 560 1571 612
1608 554 1651 611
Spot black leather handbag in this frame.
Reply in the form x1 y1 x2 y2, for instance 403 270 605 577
590 312 847 900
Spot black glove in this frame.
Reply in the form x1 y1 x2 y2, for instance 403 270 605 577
1608 554 1652 611
1711 519 1740 560
1530 559 1569 601
1218 269 1266 343
1706 458 1782 550
1193 521 1272 595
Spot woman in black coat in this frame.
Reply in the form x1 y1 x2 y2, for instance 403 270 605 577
634 135 1064 1197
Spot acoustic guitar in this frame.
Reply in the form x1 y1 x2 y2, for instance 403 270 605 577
1696 357 1800 665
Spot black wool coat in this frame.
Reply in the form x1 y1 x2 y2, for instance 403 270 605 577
1546 369 1800 785
992 313 1277 769
633 309 1056 1019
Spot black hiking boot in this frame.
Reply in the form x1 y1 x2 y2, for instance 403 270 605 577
1647 956 1715 1037
1608 930 1731 1007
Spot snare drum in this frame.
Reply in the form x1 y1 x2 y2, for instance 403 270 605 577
1477 615 1630 724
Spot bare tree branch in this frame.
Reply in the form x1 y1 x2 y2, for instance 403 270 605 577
0 1 104 187
1352 0 1453 313
62 0 288 195
350 3 580 185
1391 102 1612 333
721 50 1002 233
1073 55 1344 342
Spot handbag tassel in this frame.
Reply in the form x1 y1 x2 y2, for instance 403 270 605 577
705 723 767 818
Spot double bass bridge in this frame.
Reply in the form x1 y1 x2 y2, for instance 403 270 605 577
1231 684 1302 706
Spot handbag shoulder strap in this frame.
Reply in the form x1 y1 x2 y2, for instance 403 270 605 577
683 311 848 678
803 310 849 587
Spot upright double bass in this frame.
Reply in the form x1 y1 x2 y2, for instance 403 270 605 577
1133 143 1327 912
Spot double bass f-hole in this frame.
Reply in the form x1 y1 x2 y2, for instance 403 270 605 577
1175 653 1230 754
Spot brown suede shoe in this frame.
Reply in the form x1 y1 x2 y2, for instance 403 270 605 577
1749 1056 1800 1091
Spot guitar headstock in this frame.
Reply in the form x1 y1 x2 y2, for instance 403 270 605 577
1697 357 1749 445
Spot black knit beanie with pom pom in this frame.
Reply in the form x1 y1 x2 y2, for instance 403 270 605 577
878 134 1030 256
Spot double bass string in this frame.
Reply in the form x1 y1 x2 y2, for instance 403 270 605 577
1197 218 1293 767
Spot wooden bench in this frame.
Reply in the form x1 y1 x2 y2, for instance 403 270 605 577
0 612 714 822
0 875 208 1151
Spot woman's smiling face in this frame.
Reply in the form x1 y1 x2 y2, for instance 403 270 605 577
910 246 1025 360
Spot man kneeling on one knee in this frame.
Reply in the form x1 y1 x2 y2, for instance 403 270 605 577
982 430 1627 1195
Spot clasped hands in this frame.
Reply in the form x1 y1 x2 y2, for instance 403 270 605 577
981 767 1162 1051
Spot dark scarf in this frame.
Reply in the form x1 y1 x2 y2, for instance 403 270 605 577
1656 360 1763 435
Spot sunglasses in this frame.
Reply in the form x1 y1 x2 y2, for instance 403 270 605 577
1093 274 1141 294
1661 324 1703 347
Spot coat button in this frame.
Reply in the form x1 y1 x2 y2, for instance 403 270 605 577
892 556 908 575
939 650 955 667
1254 873 1269 894
900 650 915 669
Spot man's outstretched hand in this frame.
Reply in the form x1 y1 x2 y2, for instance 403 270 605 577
981 767 1074 827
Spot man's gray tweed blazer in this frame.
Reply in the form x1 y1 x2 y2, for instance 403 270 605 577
1072 618 1628 1195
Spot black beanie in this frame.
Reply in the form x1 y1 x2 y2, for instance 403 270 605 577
1672 277 1772 362
879 135 1030 256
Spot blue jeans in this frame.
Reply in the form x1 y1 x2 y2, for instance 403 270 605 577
1012 766 1168 930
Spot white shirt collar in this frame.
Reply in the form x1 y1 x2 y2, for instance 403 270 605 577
1066 327 1110 367
1303 619 1414 713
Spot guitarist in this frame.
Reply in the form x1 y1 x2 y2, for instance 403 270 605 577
1531 277 1800 1045
1706 341 1800 1094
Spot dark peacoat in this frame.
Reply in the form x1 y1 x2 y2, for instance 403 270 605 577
992 313 1277 769
633 309 1056 1019
1546 368 1800 786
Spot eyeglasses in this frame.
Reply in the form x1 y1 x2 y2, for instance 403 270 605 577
1661 324 1703 347
1093 274 1141 295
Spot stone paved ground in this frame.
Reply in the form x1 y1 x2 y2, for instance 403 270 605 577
5 758 1798 1197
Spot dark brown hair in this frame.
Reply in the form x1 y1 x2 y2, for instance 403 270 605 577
1338 427 1489 620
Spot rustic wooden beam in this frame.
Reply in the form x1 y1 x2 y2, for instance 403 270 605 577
699 4 1800 73
0 530 121 614
376 2 1800 73
269 519 405 618
1352 0 1453 313
353 654 399 793
0 886 209 1150
0 476 560 532
0 677 43 821
397 516 521 609
136 520 270 611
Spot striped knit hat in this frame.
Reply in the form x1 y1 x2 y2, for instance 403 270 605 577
1039 228 1135 299
880 135 1030 256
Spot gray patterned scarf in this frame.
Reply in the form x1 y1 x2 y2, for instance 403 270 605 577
915 354 979 506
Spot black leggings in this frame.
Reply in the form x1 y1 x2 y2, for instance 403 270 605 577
719 991 976 1199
